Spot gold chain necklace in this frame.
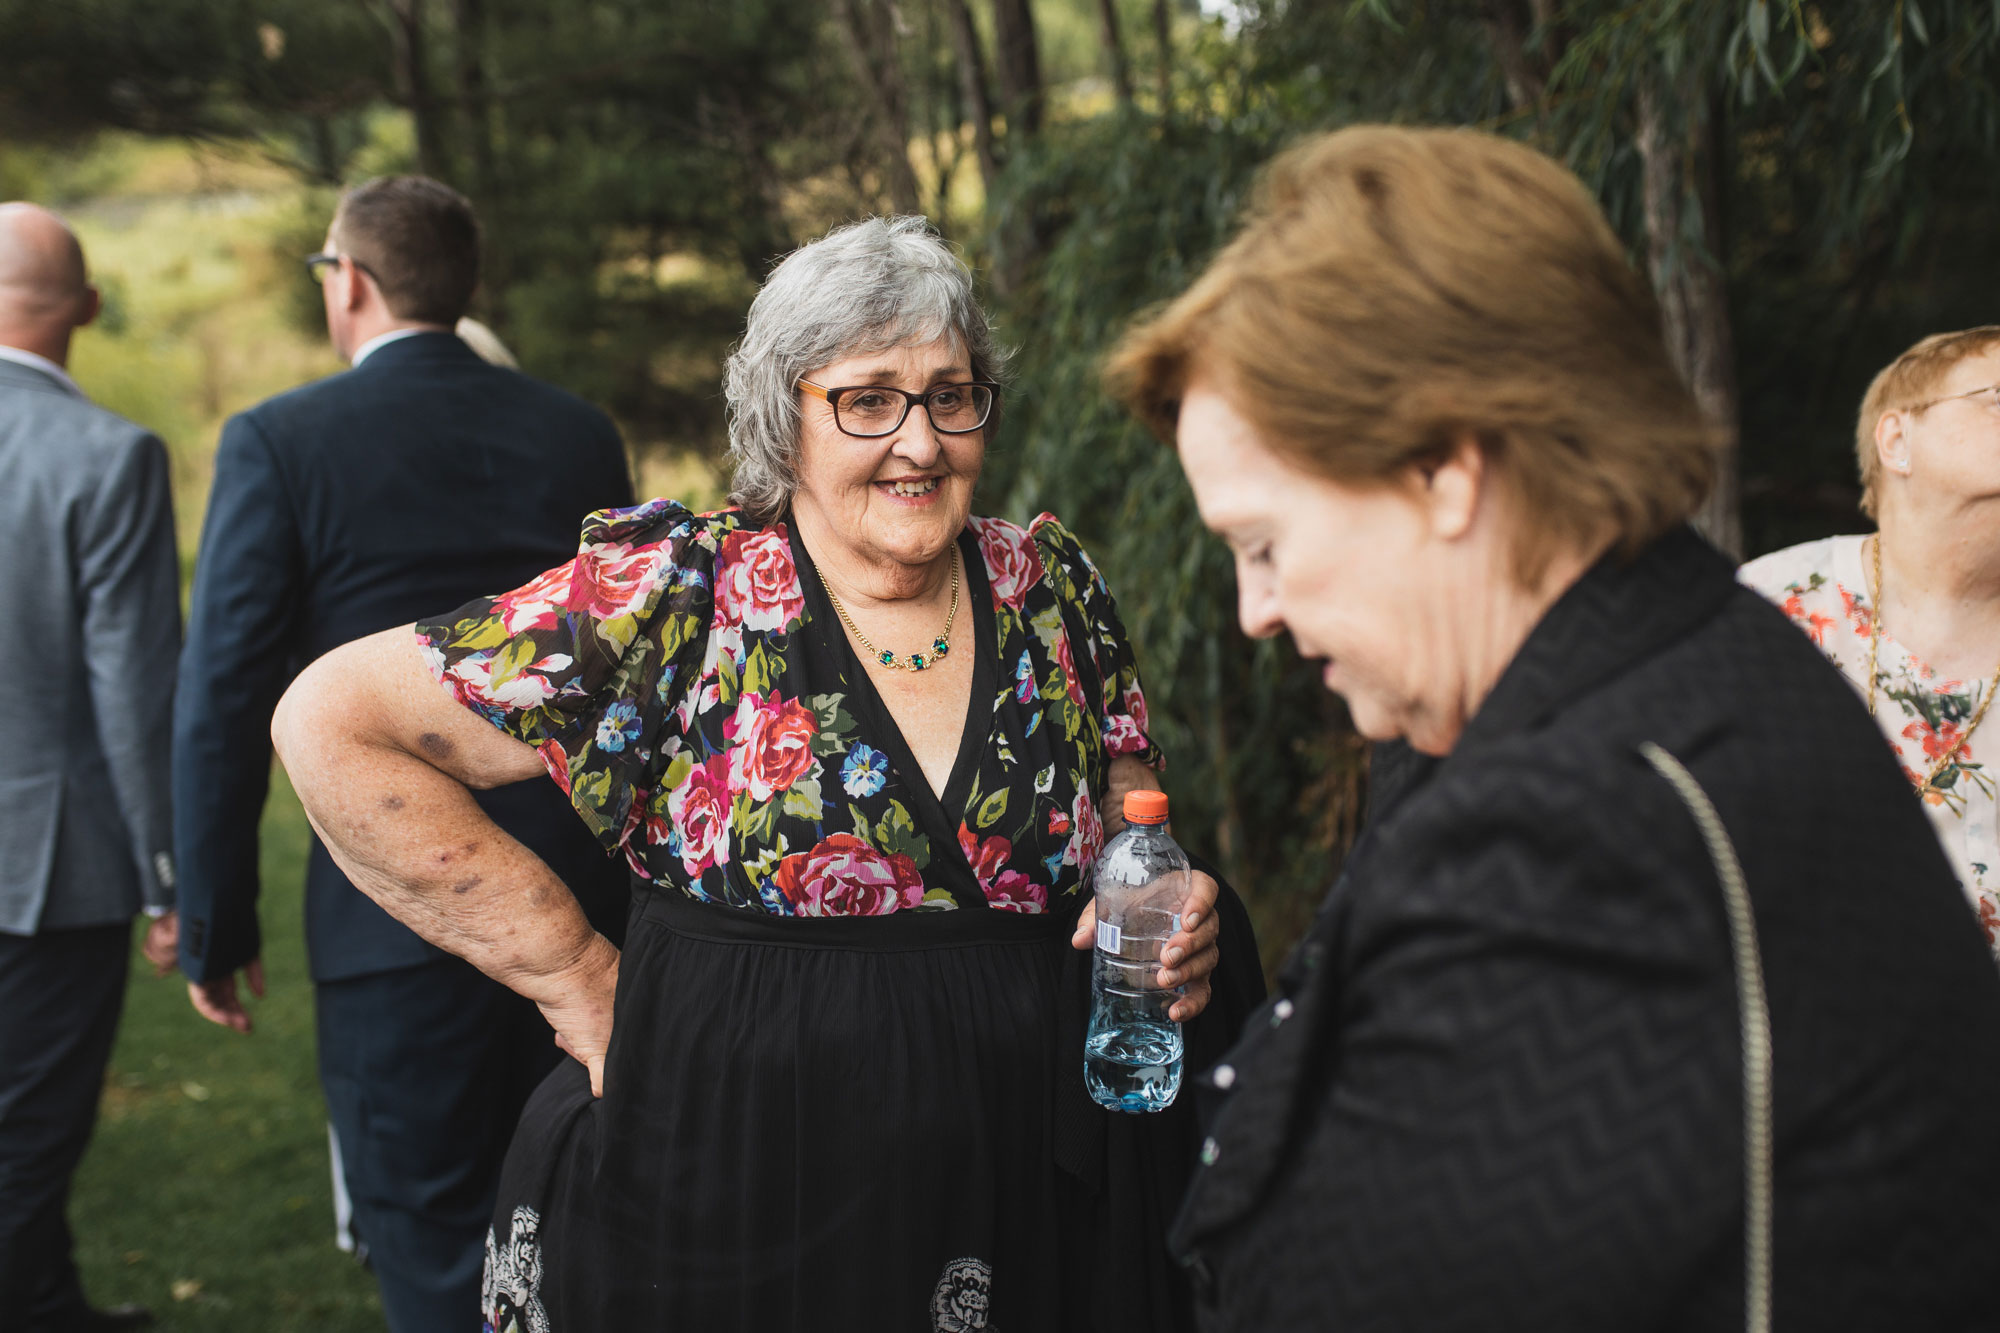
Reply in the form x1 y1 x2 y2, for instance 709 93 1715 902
818 547 960 672
1865 532 2000 795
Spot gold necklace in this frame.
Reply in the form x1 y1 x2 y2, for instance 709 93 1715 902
1865 532 2000 795
818 547 960 672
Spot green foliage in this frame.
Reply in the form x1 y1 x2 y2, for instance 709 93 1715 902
983 93 1365 969
0 0 384 159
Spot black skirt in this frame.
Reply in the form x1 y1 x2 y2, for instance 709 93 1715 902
480 883 1258 1332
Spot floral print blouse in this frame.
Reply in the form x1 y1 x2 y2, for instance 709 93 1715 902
1742 534 2000 955
417 501 1163 916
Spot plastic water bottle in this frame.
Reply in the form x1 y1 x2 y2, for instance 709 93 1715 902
1085 790 1189 1113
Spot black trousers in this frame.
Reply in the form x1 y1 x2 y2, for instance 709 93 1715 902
315 954 562 1333
0 923 131 1326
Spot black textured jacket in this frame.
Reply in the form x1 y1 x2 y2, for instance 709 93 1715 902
1170 527 2000 1331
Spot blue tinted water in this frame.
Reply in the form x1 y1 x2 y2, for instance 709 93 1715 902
1084 1012 1185 1113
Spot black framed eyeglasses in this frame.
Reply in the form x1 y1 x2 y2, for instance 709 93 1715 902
798 379 999 438
304 250 380 287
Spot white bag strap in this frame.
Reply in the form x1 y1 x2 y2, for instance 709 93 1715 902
1638 742 1773 1333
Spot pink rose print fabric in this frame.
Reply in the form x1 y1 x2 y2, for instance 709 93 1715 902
774 834 925 916
1743 534 2000 958
417 502 1162 915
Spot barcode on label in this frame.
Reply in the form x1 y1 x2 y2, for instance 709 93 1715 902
1096 920 1121 952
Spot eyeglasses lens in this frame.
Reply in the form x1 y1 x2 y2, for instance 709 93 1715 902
837 389 905 435
927 385 990 432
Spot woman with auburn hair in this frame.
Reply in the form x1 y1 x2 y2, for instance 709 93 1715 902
1111 125 2000 1330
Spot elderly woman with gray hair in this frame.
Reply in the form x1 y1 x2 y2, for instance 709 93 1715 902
271 216 1257 1331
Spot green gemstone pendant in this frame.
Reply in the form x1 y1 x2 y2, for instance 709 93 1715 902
828 550 961 674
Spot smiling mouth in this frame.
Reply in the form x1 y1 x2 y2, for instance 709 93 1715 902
882 477 941 498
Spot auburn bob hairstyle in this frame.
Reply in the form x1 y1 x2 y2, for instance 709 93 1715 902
1107 125 1718 583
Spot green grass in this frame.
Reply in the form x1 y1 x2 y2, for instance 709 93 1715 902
71 771 385 1330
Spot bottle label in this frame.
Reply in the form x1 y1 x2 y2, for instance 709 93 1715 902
1096 920 1121 953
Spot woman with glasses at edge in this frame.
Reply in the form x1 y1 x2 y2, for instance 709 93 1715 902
268 216 1261 1331
1743 328 2000 959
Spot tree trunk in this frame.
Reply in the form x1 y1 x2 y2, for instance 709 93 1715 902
1482 0 1547 111
451 0 496 200
386 0 446 178
450 0 501 307
1637 78 1742 557
828 0 925 216
941 0 999 190
1096 0 1134 107
308 114 342 183
990 0 1043 137
1151 0 1171 110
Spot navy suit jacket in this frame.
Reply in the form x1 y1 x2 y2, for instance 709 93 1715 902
174 332 635 983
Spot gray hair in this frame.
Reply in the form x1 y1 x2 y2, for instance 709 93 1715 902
724 215 1009 522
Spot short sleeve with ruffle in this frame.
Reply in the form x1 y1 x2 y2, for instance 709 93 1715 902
416 498 721 853
1022 513 1163 772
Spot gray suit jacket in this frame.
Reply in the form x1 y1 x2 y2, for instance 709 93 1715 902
0 356 180 933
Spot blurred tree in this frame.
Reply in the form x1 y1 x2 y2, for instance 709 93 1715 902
1316 0 2000 557
1095 0 1135 107
1150 0 1173 108
991 0 1045 135
831 0 926 216
0 0 867 452
978 1 2000 963
943 0 1002 192
0 0 387 178
980 44 1373 968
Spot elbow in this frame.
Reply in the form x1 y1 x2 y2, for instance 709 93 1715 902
269 672 310 769
271 654 344 775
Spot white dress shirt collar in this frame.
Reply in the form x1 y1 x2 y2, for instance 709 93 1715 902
0 345 85 399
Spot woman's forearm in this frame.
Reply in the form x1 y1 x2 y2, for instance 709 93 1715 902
272 632 614 1008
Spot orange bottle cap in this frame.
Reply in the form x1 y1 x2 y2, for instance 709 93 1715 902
1124 790 1169 823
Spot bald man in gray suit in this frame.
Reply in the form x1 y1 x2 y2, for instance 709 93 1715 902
0 203 181 1331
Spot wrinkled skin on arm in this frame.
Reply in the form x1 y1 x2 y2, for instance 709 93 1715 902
272 626 621 1094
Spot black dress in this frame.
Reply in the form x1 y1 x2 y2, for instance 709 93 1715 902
1171 528 2000 1331
419 502 1264 1331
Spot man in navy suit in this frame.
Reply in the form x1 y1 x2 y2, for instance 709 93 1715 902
173 177 633 1332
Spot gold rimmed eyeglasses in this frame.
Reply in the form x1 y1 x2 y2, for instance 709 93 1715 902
1904 382 2000 413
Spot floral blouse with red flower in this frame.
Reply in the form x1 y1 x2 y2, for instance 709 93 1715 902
416 500 1163 916
1742 534 2000 956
